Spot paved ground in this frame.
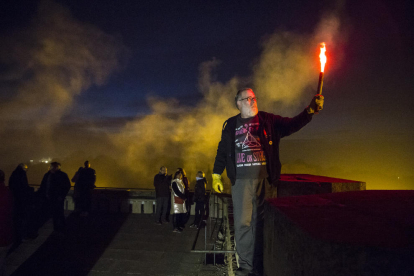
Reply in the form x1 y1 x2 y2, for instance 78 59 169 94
6 212 228 276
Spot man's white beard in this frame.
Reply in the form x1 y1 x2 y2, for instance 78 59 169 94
245 107 258 118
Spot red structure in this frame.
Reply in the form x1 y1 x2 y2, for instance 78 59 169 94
278 174 365 197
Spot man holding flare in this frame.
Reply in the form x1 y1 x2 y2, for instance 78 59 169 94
212 88 324 276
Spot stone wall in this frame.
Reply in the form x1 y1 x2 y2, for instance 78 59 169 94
264 190 414 276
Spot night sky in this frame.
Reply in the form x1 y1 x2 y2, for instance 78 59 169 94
0 0 413 190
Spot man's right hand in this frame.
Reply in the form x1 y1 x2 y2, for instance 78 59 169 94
212 174 224 193
306 94 324 114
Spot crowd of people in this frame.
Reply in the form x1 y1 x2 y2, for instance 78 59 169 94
0 161 208 274
0 161 96 275
154 166 208 233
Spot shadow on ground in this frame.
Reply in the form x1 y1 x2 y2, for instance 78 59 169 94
10 212 129 276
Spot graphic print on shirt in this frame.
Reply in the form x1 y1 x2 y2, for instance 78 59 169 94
235 120 266 169
242 131 261 149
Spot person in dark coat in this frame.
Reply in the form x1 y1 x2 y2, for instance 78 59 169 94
190 171 207 228
0 169 14 276
36 162 71 233
8 163 34 243
212 88 324 276
154 166 172 224
71 166 83 213
74 161 96 217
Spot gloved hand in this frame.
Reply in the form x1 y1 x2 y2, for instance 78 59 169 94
212 174 224 193
306 94 324 114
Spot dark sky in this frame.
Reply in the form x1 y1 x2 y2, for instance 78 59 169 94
0 0 413 190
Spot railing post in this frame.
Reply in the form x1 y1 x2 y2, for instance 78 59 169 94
65 196 75 211
214 243 216 266
205 218 207 263
131 200 141 213
143 200 153 214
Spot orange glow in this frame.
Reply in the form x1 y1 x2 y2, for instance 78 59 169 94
319 43 327 72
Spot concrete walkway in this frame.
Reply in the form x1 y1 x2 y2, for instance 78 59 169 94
6 212 227 276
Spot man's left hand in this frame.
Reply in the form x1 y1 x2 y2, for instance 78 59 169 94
307 94 324 114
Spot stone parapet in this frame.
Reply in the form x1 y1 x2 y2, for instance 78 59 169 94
64 189 218 217
264 190 414 276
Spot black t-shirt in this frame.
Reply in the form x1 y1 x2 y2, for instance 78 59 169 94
235 115 268 179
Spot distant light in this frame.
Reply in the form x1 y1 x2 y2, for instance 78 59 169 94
30 160 34 163
45 161 49 164
398 177 400 180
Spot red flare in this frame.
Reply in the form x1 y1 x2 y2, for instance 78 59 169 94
319 43 327 73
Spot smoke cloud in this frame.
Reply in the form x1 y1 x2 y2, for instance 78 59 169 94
0 0 127 183
109 13 343 191
0 0 125 137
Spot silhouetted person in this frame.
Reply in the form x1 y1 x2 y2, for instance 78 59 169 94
71 166 83 213
74 161 96 217
8 163 34 244
213 88 324 276
0 169 13 276
171 171 187 233
190 171 207 228
154 166 172 224
36 162 71 234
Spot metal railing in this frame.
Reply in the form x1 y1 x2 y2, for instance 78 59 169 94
190 190 235 265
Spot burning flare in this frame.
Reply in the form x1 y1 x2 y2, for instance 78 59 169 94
319 43 327 72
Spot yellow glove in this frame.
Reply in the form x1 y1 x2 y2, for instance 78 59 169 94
212 174 224 193
307 94 324 114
